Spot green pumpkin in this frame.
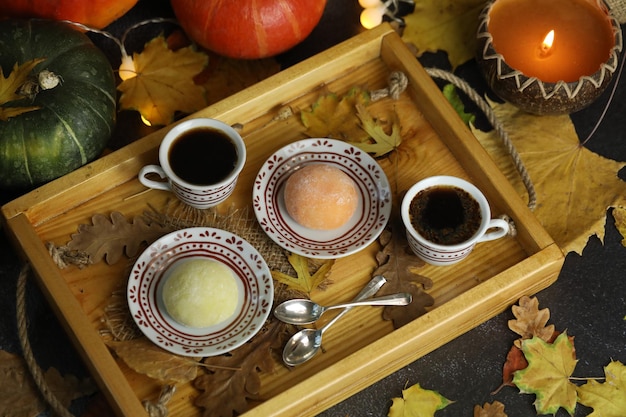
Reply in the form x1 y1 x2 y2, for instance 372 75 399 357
0 19 116 189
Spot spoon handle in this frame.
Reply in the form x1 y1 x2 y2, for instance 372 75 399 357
319 275 386 332
326 292 412 311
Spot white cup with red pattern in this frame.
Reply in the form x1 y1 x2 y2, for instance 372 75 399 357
139 118 246 209
401 176 510 266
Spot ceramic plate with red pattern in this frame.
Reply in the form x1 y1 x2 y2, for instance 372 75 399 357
253 139 391 259
127 227 273 357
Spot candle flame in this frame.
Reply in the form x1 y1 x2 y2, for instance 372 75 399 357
542 30 555 52
140 114 152 126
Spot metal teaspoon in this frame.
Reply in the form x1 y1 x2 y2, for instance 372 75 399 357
274 292 412 325
282 275 387 366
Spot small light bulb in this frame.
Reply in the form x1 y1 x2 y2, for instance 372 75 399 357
118 54 137 81
140 114 152 126
360 6 386 29
359 0 383 8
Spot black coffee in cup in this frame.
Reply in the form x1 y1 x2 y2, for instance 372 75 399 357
168 127 238 185
409 185 482 245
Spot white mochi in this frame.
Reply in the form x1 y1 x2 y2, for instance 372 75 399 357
162 258 239 328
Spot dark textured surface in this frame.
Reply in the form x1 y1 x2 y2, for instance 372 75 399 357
1 1 625 416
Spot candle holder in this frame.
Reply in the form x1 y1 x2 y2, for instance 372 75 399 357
476 0 623 115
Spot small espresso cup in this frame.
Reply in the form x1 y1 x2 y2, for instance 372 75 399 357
139 118 246 209
401 176 510 266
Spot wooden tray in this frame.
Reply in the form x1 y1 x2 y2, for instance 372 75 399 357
1 24 564 417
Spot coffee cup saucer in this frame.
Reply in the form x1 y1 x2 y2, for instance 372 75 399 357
253 138 392 259
127 227 273 357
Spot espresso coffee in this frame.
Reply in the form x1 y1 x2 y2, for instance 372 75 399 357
168 127 238 185
409 185 482 245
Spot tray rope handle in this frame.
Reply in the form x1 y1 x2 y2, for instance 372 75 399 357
16 263 173 417
423 67 537 211
16 263 75 417
372 68 535 228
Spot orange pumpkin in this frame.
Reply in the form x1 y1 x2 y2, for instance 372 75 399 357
170 0 327 59
0 0 139 29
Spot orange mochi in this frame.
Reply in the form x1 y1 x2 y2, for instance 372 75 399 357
284 164 359 230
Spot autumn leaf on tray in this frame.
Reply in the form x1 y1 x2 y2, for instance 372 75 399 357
513 332 578 416
117 35 208 126
402 0 486 69
301 87 371 141
271 252 334 295
66 212 171 265
577 360 626 417
0 58 44 120
388 382 452 417
374 214 434 328
471 99 626 254
0 350 96 417
106 338 201 385
347 103 402 157
474 401 507 417
194 321 287 417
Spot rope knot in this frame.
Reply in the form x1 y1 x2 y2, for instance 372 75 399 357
371 71 409 101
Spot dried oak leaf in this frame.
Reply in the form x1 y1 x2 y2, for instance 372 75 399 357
0 58 43 120
495 297 558 392
0 350 96 417
271 252 334 295
194 321 287 417
513 332 578 416
67 212 170 265
106 337 201 385
301 87 371 141
118 35 208 126
471 99 626 255
388 382 452 417
374 214 434 328
402 0 485 69
474 401 507 417
577 360 626 417
508 295 555 348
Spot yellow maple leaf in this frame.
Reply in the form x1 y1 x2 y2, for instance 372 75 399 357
117 36 208 126
0 59 44 120
577 360 626 417
611 206 626 247
471 100 626 254
513 333 578 415
402 0 486 69
347 103 402 157
388 382 452 417
271 253 334 294
301 87 371 141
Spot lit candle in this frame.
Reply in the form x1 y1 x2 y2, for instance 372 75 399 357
488 0 614 83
